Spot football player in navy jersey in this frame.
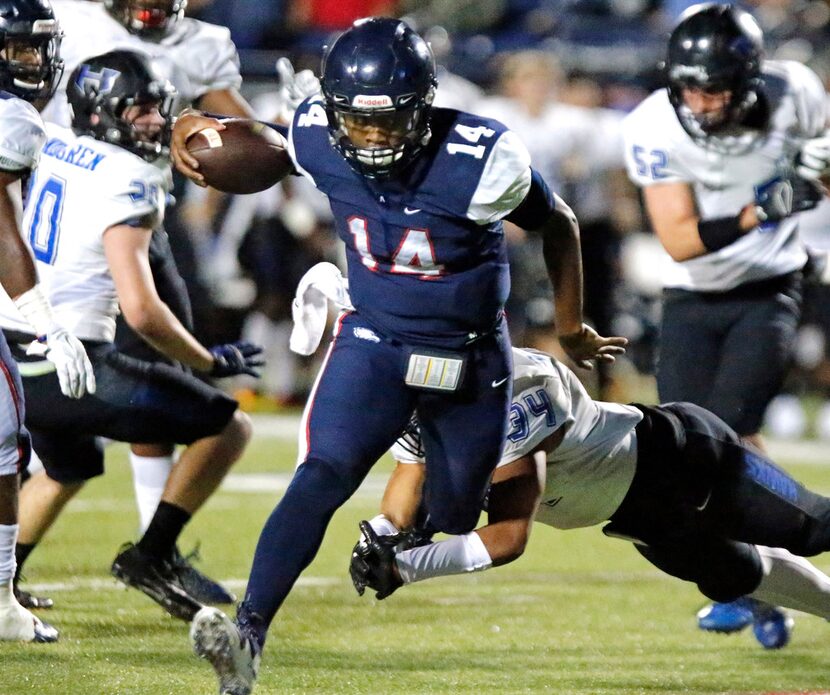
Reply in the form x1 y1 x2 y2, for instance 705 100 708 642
172 18 626 694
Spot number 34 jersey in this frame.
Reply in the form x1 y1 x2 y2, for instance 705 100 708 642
288 99 533 348
392 348 644 529
0 123 169 343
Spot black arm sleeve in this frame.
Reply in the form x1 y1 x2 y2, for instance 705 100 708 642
505 168 557 230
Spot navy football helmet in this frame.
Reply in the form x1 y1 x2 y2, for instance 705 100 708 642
104 0 186 39
67 50 176 161
321 17 437 179
667 3 763 140
0 0 63 103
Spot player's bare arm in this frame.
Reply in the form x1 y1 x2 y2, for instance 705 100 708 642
644 181 759 262
0 171 37 297
196 87 255 119
379 463 426 531
103 222 215 372
539 192 628 369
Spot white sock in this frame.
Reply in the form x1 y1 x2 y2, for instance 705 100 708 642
0 524 18 593
130 453 174 533
396 532 492 584
750 545 830 619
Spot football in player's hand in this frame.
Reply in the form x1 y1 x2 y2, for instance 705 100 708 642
185 119 293 194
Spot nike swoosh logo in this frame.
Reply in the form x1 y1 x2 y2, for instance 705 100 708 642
491 377 509 388
403 207 421 215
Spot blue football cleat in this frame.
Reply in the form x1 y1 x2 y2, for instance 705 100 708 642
697 599 755 633
751 602 793 649
697 598 793 649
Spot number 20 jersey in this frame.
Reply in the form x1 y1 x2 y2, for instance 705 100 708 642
0 123 169 342
288 98 533 349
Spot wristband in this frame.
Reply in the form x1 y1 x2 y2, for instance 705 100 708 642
13 284 53 338
698 215 745 252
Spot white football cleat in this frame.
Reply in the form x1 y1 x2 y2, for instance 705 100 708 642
0 600 59 642
191 606 260 695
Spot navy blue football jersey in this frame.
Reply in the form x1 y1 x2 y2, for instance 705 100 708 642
288 98 532 348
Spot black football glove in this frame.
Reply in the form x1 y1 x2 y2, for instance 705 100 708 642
349 521 405 600
754 173 824 223
209 341 264 378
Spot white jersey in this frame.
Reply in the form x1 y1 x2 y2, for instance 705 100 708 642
623 60 825 291
0 123 169 342
391 348 642 529
43 1 242 127
0 95 46 477
476 96 624 202
0 94 47 171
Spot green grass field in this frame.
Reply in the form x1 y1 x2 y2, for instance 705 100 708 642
5 418 830 695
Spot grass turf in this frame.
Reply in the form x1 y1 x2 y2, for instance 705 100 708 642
5 428 830 695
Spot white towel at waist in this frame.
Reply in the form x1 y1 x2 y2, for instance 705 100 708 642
289 262 353 355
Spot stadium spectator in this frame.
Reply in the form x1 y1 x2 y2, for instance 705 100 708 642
476 51 628 397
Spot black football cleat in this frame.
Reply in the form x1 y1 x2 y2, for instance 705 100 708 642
169 546 236 605
13 580 54 609
111 542 203 622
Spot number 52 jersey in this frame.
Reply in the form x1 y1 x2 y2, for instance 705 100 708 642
0 123 169 343
288 98 533 349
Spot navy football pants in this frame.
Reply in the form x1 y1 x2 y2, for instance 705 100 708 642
242 312 512 634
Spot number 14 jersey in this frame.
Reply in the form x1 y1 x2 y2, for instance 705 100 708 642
289 99 533 349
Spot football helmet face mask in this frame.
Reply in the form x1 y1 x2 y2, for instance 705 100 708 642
104 0 187 39
666 3 763 141
0 0 63 103
67 50 176 161
321 17 437 179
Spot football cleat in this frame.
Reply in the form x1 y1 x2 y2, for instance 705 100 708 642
697 599 754 633
13 581 54 609
191 606 261 695
751 602 793 649
0 599 58 642
697 598 793 649
169 545 236 605
111 542 203 621
352 521 404 600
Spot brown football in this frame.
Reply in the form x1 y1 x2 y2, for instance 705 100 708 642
185 119 293 194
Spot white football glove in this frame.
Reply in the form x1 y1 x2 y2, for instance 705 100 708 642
797 134 830 181
275 57 321 124
14 285 96 399
38 327 96 399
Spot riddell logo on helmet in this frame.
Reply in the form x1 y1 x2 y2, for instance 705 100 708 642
353 94 393 108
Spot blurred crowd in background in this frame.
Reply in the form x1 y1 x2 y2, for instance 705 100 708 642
165 0 830 439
